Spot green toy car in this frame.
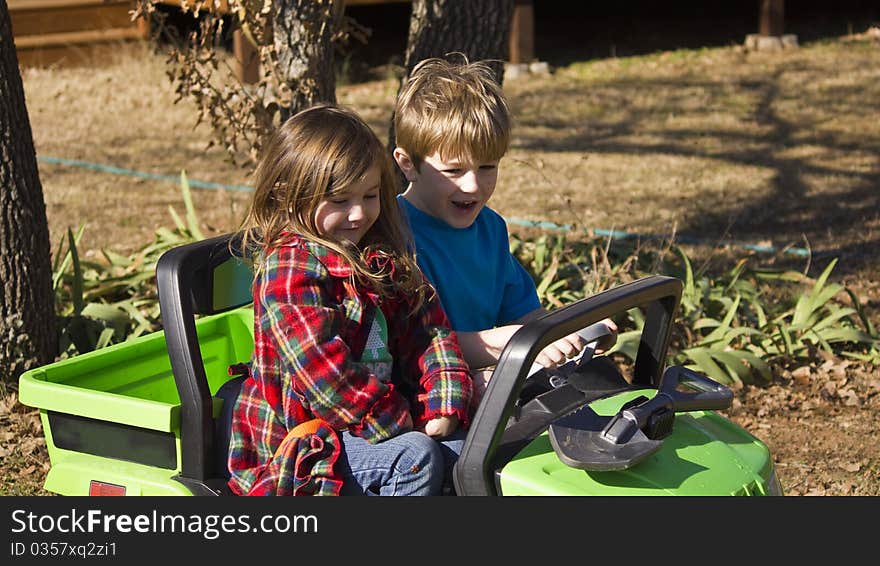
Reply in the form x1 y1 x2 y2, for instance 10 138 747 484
18 233 783 496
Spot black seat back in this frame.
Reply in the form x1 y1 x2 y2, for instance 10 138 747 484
156 233 253 491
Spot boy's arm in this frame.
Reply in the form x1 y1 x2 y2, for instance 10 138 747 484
458 308 618 370
456 326 523 370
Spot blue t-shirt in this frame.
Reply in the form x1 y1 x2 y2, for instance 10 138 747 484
398 196 541 332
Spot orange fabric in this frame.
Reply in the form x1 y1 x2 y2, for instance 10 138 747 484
273 418 326 459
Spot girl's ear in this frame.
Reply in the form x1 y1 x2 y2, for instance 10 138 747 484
392 148 418 182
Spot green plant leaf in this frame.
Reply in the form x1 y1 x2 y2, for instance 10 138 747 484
699 295 741 344
693 318 721 331
167 205 187 234
52 224 86 293
610 329 642 361
752 268 806 282
793 258 840 328
735 349 773 382
811 307 857 332
698 326 763 349
682 347 732 384
95 327 116 350
843 287 878 338
180 170 205 241
814 327 876 345
723 258 749 293
706 349 755 384
535 255 560 298
67 228 84 316
80 303 129 326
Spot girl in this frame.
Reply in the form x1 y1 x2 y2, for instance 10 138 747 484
227 104 473 496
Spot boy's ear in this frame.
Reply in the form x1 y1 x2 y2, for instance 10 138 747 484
392 148 418 182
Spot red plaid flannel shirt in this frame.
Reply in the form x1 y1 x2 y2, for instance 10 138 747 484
228 234 473 495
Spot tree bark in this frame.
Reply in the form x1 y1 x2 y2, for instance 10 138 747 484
273 0 343 120
389 0 514 155
0 0 57 383
403 0 514 82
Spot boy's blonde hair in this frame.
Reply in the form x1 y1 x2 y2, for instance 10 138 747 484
241 104 431 303
394 54 511 168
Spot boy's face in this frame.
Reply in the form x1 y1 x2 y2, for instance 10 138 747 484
394 150 499 229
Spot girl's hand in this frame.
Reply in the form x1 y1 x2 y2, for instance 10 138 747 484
422 414 459 438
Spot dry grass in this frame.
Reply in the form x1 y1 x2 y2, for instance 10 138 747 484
499 40 880 277
21 32 880 292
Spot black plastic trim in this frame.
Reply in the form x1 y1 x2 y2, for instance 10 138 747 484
453 275 682 496
48 411 177 470
156 233 248 484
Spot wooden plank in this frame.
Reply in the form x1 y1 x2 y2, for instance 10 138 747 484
154 0 410 13
509 0 534 64
8 0 132 11
344 0 410 5
13 27 147 49
759 0 785 36
10 4 136 37
10 0 147 68
154 0 231 14
232 27 259 84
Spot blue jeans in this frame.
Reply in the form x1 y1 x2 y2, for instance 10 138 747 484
337 429 467 496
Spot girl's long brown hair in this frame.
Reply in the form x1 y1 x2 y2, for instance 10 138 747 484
240 104 432 306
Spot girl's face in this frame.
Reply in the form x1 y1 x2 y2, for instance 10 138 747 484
313 165 381 246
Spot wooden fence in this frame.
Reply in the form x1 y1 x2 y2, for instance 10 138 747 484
9 1 148 67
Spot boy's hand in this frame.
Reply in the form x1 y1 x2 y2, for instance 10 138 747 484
422 414 459 438
535 334 585 368
535 318 618 368
593 318 618 354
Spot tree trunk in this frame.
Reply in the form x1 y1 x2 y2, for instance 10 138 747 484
389 0 514 155
0 0 57 383
403 0 514 82
273 0 343 120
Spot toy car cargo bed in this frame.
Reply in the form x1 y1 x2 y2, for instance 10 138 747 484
18 307 253 496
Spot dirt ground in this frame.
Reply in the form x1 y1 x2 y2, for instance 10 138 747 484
3 19 880 495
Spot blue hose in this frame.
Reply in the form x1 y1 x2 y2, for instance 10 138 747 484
38 155 811 257
38 155 254 192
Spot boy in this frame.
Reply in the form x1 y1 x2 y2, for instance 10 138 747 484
392 55 616 398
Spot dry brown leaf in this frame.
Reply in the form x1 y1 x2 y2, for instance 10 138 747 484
792 366 812 386
841 389 861 407
0 394 18 416
821 381 838 399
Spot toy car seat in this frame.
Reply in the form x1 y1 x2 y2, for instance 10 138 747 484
156 233 253 495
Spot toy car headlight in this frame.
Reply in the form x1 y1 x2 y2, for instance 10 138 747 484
766 468 785 496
